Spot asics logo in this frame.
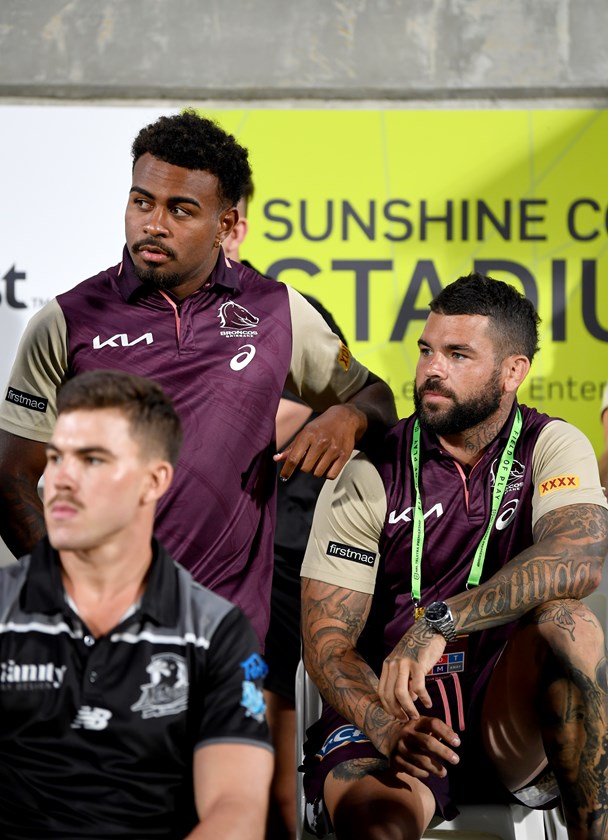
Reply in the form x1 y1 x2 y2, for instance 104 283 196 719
230 344 256 371
92 332 153 349
495 499 519 530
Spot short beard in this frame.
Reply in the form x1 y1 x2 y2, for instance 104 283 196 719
134 266 184 292
414 372 503 436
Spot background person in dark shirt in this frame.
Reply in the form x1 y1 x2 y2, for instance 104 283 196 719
224 182 349 840
0 369 273 839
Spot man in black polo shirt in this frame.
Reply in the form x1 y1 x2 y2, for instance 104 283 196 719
0 369 273 839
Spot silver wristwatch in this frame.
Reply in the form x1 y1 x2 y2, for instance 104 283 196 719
424 601 457 642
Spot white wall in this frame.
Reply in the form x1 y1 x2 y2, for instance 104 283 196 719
0 103 178 565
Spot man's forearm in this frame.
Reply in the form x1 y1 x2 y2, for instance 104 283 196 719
303 644 404 758
345 376 398 442
0 478 45 559
184 805 267 840
447 503 608 635
302 583 403 756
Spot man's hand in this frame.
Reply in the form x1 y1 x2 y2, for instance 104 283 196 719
379 621 446 720
274 403 365 481
387 715 460 779
275 373 397 481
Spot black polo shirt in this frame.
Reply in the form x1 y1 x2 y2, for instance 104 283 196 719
0 539 272 838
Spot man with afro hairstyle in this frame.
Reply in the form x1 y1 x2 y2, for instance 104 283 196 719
0 110 397 648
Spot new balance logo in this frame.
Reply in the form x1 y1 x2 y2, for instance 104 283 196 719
92 333 153 349
71 705 113 731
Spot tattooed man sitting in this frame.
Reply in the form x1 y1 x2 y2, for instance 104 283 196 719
300 273 608 840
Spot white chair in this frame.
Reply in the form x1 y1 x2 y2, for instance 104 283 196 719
423 804 544 839
295 658 325 839
295 660 548 840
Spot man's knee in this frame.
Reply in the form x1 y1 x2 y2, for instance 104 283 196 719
332 792 422 840
526 598 604 651
524 599 607 695
324 759 433 840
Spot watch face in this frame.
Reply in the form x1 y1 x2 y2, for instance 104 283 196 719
426 602 449 621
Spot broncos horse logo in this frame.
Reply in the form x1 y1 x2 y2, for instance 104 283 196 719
491 457 525 492
217 301 260 329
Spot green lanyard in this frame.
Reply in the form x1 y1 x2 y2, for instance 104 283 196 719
410 408 522 607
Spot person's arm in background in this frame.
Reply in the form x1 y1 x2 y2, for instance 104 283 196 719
0 432 46 558
187 743 273 840
275 398 314 452
275 289 395 480
0 302 67 559
275 288 398 481
276 371 397 480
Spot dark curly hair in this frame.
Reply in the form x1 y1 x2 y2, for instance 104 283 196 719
430 272 540 362
131 109 252 208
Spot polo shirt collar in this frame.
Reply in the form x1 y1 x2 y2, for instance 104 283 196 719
21 538 66 614
497 401 521 443
22 538 180 627
139 541 180 626
117 245 243 303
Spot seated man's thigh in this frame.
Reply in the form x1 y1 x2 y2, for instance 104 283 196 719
481 598 604 792
324 757 436 839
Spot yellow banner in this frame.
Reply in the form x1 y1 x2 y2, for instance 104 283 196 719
200 109 608 453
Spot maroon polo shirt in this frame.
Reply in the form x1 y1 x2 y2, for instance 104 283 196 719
54 249 293 645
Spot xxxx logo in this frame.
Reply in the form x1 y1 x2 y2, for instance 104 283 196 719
539 475 579 496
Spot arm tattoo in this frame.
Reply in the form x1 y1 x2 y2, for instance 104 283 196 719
450 504 608 635
542 653 608 834
531 599 599 641
389 615 437 663
301 580 403 756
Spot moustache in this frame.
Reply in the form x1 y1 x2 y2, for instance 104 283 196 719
133 238 177 260
419 381 456 400
46 494 82 509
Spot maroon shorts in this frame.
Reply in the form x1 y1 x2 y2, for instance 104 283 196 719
301 664 515 837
